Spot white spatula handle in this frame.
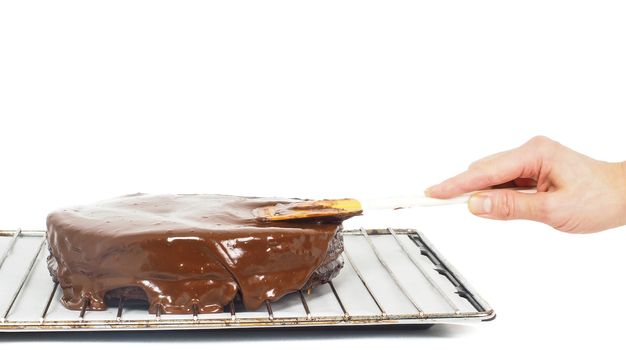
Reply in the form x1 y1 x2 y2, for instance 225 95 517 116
361 188 536 211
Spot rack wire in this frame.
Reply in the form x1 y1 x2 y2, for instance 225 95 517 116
0 228 494 332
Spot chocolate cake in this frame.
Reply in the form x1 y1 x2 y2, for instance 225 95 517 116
45 193 359 314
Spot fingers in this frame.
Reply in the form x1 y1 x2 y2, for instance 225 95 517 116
425 150 535 198
426 136 552 199
425 169 492 199
467 190 549 222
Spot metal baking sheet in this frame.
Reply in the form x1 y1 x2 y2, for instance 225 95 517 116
0 228 494 332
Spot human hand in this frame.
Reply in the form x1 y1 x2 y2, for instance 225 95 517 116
425 136 626 233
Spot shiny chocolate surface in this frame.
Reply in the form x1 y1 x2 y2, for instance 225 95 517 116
46 193 357 314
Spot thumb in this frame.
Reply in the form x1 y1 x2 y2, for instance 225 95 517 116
468 190 547 221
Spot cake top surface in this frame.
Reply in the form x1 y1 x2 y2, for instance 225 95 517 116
48 193 342 239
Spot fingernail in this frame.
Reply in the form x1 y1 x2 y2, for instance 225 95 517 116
424 185 439 197
469 193 492 215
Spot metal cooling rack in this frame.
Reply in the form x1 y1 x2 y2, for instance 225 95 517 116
0 228 494 332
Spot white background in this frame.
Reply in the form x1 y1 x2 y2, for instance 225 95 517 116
1 0 625 349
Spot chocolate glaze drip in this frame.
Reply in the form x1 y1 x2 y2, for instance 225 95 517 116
45 193 358 314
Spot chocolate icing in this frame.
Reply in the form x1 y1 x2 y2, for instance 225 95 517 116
45 193 358 314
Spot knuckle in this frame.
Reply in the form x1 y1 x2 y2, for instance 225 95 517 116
465 162 497 188
522 135 561 163
468 158 491 171
525 135 555 150
468 160 481 170
495 191 516 219
468 152 502 171
482 171 503 188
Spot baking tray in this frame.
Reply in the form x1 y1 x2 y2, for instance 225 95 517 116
0 228 494 332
